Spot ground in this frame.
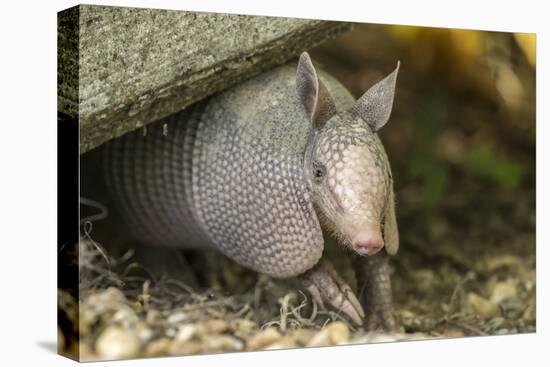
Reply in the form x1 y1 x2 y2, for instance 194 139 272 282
59 24 535 361
58 192 535 361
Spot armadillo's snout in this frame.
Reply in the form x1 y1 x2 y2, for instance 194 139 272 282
352 231 384 256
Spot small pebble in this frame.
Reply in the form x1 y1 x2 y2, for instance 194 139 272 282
246 327 282 350
466 292 500 318
112 307 139 328
135 321 153 343
169 340 203 356
80 288 128 334
79 343 97 362
95 326 140 360
444 329 466 338
522 305 536 323
523 270 536 285
203 335 244 352
144 338 171 357
83 288 127 313
174 324 197 342
289 329 315 346
231 319 257 338
491 279 518 304
203 319 229 334
265 337 297 350
167 311 189 324
146 309 160 324
307 321 350 347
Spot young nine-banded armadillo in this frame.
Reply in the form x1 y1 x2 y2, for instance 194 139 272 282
103 52 400 330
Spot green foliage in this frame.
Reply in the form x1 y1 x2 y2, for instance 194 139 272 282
409 154 449 207
463 144 525 190
408 92 450 207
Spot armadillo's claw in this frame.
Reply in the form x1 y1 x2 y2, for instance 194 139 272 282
299 258 365 325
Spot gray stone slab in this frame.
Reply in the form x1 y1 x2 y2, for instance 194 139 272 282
57 5 351 153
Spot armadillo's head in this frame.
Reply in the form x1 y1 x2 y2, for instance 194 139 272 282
296 52 399 257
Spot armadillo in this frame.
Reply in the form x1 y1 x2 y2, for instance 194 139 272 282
103 52 400 330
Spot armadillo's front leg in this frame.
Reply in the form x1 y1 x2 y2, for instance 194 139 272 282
353 251 397 332
298 257 365 325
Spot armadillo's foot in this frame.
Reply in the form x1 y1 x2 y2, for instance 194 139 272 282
353 251 398 332
363 304 396 332
298 258 365 325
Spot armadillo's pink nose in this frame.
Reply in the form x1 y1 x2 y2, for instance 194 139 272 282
353 233 384 256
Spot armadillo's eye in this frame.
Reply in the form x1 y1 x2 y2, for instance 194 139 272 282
312 161 326 184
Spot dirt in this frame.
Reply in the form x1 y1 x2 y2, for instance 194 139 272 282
58 201 536 361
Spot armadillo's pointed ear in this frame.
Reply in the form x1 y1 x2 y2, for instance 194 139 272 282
296 52 336 129
352 61 400 132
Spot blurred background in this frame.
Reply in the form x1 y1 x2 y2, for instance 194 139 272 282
312 23 535 335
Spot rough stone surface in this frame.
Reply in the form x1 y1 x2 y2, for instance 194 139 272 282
57 5 351 153
58 6 79 121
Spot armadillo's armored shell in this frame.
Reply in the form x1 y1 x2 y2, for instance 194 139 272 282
103 104 212 248
104 65 329 278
